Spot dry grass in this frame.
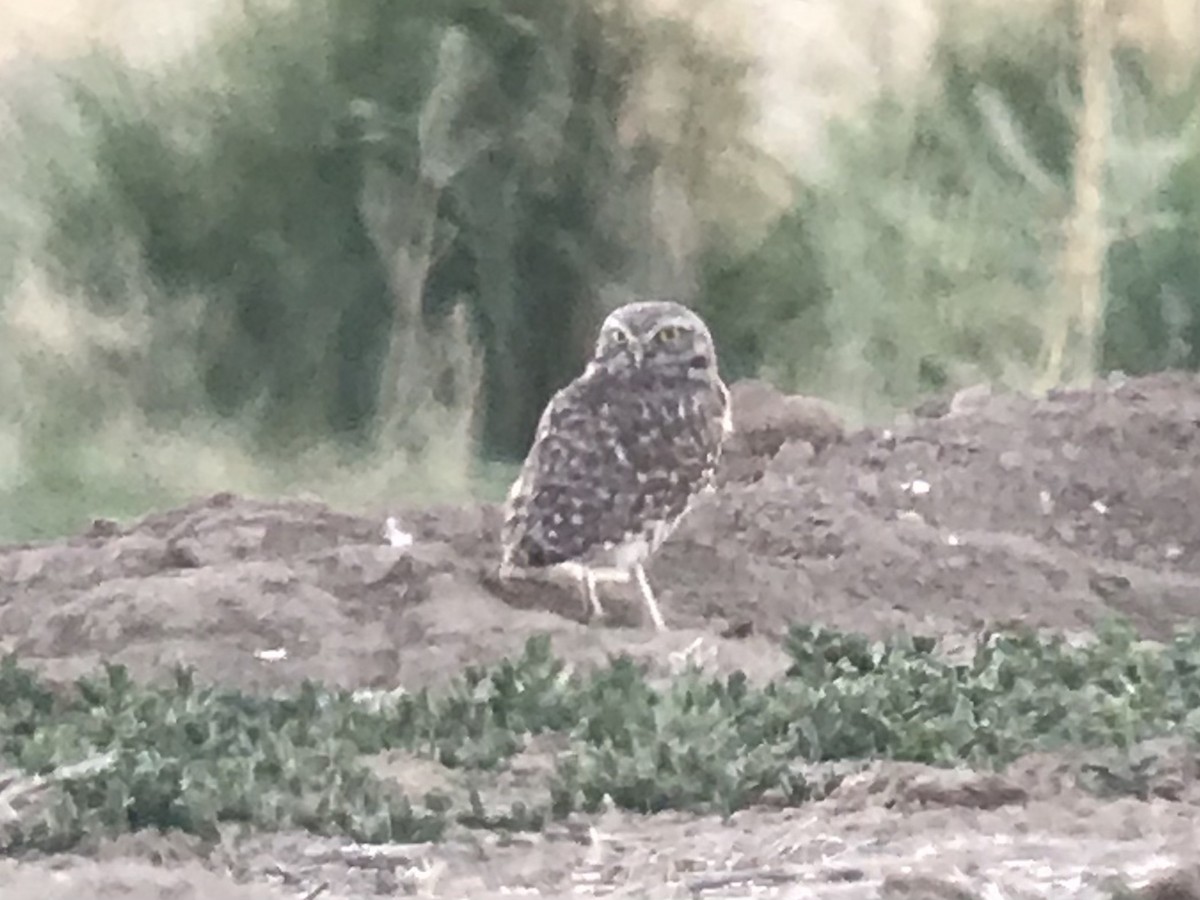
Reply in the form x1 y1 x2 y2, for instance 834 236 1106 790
0 268 483 540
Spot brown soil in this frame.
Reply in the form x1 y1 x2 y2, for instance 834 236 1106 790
5 372 1200 897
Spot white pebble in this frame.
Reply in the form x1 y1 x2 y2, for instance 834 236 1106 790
384 516 414 548
903 478 931 496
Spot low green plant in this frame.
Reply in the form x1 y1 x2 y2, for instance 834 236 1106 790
0 663 447 850
3 619 1199 851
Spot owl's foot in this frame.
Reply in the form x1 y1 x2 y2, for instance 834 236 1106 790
558 562 635 619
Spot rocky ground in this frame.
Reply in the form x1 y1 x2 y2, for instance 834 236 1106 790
3 372 1200 898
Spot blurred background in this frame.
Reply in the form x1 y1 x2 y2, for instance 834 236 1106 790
0 0 1197 540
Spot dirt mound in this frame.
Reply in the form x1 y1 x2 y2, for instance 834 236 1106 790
5 372 1200 693
0 490 790 692
4 372 1200 897
659 371 1200 641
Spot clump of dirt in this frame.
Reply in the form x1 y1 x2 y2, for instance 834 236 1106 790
1137 867 1200 900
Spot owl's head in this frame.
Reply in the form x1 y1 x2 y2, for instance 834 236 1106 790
593 301 719 379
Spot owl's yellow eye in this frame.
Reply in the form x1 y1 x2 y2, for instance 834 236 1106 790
654 325 681 343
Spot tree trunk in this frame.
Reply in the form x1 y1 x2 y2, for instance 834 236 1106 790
1038 0 1113 388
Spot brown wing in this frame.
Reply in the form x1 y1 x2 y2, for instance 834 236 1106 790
500 370 642 568
501 366 728 569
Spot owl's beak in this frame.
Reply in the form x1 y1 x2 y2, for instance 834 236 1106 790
630 340 644 367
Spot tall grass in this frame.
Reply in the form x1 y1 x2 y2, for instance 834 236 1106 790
0 270 487 542
0 30 490 539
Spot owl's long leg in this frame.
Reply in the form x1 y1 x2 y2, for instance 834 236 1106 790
582 568 606 618
632 563 667 632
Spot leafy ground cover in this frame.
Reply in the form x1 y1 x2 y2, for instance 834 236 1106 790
2 618 1197 854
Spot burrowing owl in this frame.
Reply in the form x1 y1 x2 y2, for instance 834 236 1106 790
499 300 732 631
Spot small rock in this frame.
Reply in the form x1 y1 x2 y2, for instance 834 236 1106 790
998 450 1023 471
865 449 891 469
765 439 816 478
721 620 754 639
824 867 866 883
882 874 981 900
913 396 950 419
905 771 1028 810
1089 571 1132 599
1039 490 1055 515
948 382 993 417
1135 866 1200 900
163 540 202 569
86 518 122 539
856 473 881 502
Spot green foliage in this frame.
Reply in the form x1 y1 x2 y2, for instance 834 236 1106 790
1 0 758 540
9 0 749 463
0 662 447 850
552 664 806 816
699 9 1074 408
698 3 1200 413
5 620 1200 850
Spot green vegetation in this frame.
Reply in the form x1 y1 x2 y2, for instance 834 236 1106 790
0 0 756 539
3 618 1199 850
699 3 1200 415
4 2 1200 539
